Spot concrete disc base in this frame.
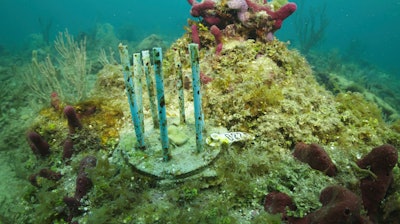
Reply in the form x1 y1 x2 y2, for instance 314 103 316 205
119 119 226 180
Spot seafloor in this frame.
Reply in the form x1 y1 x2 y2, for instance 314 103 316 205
1 17 400 224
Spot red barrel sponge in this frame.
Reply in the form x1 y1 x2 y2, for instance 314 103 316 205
357 144 398 222
309 185 370 224
63 105 82 133
27 131 50 157
293 142 337 177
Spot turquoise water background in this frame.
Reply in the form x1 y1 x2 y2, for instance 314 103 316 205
0 0 399 75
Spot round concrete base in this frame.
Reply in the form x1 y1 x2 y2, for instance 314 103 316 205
119 120 225 180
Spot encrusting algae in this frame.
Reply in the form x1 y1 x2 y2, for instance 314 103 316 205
14 1 400 223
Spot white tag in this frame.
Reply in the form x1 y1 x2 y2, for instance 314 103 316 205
206 132 254 146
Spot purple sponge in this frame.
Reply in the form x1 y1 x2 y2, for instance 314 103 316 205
63 105 82 133
27 131 50 157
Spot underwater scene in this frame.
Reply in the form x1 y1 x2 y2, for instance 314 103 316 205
1 0 400 223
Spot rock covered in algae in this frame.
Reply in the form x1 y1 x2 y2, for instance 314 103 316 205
166 35 397 150
162 31 400 220
20 25 400 223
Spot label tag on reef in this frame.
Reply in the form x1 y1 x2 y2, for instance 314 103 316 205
206 132 254 147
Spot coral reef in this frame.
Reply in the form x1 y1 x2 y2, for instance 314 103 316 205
18 26 399 223
2 1 399 223
188 0 296 32
14 31 400 224
187 0 297 53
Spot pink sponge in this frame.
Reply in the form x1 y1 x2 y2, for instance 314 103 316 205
189 0 215 17
210 25 223 55
269 3 297 29
245 0 297 30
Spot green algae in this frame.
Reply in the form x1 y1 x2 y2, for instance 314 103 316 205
270 0 289 10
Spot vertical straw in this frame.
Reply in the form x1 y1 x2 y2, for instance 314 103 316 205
118 44 145 150
142 50 159 129
133 53 144 133
152 47 170 161
173 48 186 124
188 43 204 152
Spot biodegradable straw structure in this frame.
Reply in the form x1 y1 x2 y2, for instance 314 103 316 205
173 48 186 124
188 43 204 152
133 53 145 133
152 47 171 161
119 43 206 160
118 44 145 150
141 50 159 129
